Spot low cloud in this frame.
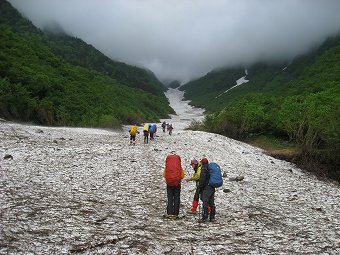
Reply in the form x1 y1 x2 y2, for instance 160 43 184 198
9 0 340 83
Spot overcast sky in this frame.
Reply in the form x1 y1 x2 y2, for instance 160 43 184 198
8 0 340 83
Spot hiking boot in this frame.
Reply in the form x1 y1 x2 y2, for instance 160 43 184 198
198 218 207 223
209 218 216 222
168 215 178 220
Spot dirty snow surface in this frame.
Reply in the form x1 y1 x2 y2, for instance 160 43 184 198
1 89 340 254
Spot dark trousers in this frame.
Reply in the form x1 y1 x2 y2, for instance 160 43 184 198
166 185 181 216
200 185 216 220
193 186 200 201
143 131 148 143
130 134 136 141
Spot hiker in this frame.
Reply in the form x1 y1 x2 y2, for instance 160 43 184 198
161 121 166 132
129 123 139 145
150 123 157 140
168 124 173 135
185 159 202 214
198 157 216 222
163 153 184 219
142 123 149 143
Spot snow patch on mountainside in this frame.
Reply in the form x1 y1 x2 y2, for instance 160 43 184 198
216 70 249 98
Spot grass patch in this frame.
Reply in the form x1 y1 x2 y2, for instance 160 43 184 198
246 135 300 161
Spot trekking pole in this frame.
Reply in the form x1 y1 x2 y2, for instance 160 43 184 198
198 201 201 221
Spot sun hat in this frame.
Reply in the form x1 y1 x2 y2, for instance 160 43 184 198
190 159 198 165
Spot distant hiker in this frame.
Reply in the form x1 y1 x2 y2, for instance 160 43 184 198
143 123 149 144
163 153 184 219
185 159 202 214
161 121 166 132
129 124 139 145
150 123 157 140
198 158 216 222
168 124 173 135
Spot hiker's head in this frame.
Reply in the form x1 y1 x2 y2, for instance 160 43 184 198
200 158 208 165
190 159 198 168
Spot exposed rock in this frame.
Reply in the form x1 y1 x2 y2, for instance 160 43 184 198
229 176 244 182
4 154 13 160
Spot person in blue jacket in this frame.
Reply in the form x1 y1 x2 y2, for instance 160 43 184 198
149 123 157 140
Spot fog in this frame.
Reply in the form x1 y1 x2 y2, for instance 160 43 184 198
8 0 340 83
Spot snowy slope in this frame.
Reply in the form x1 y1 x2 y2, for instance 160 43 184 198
0 89 339 254
216 70 249 98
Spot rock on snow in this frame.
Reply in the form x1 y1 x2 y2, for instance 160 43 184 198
0 89 339 254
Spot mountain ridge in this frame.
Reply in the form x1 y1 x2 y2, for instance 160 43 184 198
0 0 173 127
180 35 340 181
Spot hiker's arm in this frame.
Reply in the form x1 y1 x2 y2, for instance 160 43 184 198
180 167 184 179
163 167 166 178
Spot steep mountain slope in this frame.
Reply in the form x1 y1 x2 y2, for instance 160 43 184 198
181 35 340 181
44 32 165 96
180 67 245 111
181 35 340 112
0 0 173 127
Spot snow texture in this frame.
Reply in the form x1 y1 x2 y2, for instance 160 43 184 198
1 89 339 254
216 71 249 98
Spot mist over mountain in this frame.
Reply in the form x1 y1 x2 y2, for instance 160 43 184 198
0 0 173 127
8 0 340 83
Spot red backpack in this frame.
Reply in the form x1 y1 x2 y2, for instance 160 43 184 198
165 154 182 186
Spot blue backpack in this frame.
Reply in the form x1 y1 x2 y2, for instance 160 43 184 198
208 163 223 188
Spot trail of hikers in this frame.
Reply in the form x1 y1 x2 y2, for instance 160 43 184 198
2 120 339 254
1 88 339 254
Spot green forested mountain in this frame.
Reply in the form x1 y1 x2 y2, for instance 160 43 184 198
180 67 245 110
182 35 340 181
0 0 173 127
44 32 165 96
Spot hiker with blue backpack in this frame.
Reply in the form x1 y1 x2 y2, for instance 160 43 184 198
149 123 157 140
198 158 223 222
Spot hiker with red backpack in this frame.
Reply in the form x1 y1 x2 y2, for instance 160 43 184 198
163 153 184 219
198 158 219 222
185 159 202 214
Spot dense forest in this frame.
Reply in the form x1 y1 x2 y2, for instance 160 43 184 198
0 0 173 127
181 36 340 181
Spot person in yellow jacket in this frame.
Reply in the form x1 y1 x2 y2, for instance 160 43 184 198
163 153 185 219
185 159 202 214
129 124 139 145
142 123 149 144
